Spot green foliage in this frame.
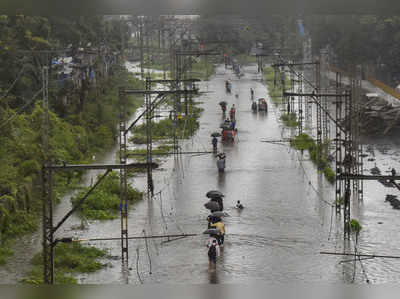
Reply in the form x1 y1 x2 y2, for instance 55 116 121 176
280 113 298 127
22 242 107 284
0 16 145 265
133 105 201 141
291 133 335 184
324 165 336 184
335 197 344 207
71 172 143 220
0 242 13 266
350 219 362 234
127 144 173 163
264 67 286 103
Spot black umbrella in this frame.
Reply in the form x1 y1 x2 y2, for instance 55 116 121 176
219 101 227 106
203 228 219 235
204 201 220 211
211 132 221 137
206 190 224 199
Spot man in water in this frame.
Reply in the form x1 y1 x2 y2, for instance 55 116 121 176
230 104 236 121
206 236 220 269
236 200 244 209
220 101 227 113
217 153 226 172
212 136 218 153
211 220 225 246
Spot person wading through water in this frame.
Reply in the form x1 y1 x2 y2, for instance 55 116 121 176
229 104 236 121
211 220 225 246
212 136 218 153
206 236 220 270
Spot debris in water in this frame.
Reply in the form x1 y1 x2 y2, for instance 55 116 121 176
385 194 400 209
370 166 381 175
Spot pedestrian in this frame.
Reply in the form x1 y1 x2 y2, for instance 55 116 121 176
229 104 236 121
212 136 218 153
236 200 244 209
250 88 254 99
392 168 397 176
206 236 220 269
211 220 225 246
212 196 224 211
220 101 227 113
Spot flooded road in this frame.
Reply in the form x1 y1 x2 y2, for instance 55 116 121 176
2 64 400 284
73 64 342 284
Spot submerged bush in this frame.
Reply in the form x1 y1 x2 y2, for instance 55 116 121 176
280 113 298 127
291 133 335 184
22 242 107 284
71 172 143 220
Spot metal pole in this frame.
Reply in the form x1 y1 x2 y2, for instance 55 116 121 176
41 66 54 284
344 90 352 238
146 77 154 198
139 17 144 80
298 73 303 135
316 61 322 166
335 72 343 215
119 89 129 264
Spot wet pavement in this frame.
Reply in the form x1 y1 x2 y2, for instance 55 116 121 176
2 64 400 284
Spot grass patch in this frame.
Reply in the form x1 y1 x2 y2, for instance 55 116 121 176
127 144 173 162
21 242 107 284
132 104 201 141
290 133 335 184
280 113 298 127
263 66 291 103
71 172 143 220
350 219 362 234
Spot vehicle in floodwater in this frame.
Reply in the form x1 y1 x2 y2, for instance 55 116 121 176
257 98 268 112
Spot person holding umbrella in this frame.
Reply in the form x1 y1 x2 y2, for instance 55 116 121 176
206 236 220 270
211 220 225 246
211 132 220 153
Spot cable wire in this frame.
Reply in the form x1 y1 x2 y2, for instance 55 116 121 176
136 247 144 284
142 229 153 275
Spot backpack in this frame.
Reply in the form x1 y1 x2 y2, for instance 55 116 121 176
208 244 216 258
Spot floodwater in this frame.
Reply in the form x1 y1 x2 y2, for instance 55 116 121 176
2 64 400 284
